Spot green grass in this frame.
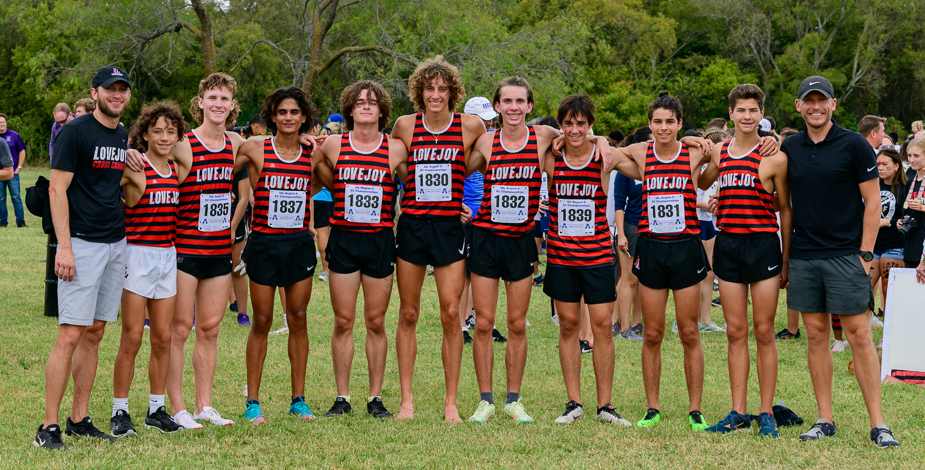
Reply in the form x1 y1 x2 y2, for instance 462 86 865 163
1 168 923 468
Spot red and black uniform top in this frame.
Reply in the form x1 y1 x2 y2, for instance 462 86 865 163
125 156 179 247
176 130 235 257
401 113 465 217
716 140 778 234
547 146 613 268
472 127 542 237
251 137 312 236
638 142 701 239
331 132 395 232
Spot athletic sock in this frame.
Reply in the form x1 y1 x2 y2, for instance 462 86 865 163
337 395 351 403
149 394 165 415
480 392 494 405
505 392 520 404
113 397 129 417
367 396 381 403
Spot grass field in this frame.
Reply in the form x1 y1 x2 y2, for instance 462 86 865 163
1 168 923 468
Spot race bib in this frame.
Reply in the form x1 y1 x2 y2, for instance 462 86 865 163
198 193 231 232
415 164 452 201
491 185 529 224
558 199 594 237
647 193 685 234
345 184 383 224
268 190 306 229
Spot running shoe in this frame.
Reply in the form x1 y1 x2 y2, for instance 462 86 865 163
229 301 238 313
700 321 726 333
290 396 316 420
492 328 507 343
705 410 751 433
869 314 884 328
631 323 643 335
711 296 721 307
65 416 116 443
110 409 137 438
193 406 234 426
775 328 800 339
554 400 583 424
172 410 203 430
799 419 836 441
636 408 660 427
237 313 251 326
689 410 709 431
244 400 266 424
465 313 476 331
323 397 352 418
671 321 678 333
143 318 150 330
145 406 182 433
366 397 393 418
504 401 534 424
319 271 329 282
612 322 620 337
870 424 899 448
532 274 544 286
597 404 632 426
831 339 848 353
757 412 779 437
270 326 289 335
468 400 496 423
551 314 559 326
580 340 593 353
463 329 473 344
619 328 644 342
34 424 66 451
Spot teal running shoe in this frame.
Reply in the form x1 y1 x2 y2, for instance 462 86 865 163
290 396 315 420
244 400 266 424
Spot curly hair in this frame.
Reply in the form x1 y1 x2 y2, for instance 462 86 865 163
261 87 317 135
339 80 392 131
408 56 465 114
189 73 241 127
130 101 188 152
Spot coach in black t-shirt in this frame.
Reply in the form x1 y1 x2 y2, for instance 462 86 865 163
781 76 898 447
35 66 136 450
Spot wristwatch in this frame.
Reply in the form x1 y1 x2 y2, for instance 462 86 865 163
860 250 874 262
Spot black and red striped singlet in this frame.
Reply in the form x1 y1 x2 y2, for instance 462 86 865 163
547 145 613 268
176 130 234 257
638 142 700 239
331 132 395 232
251 138 312 236
125 156 179 247
401 113 465 217
471 126 541 237
716 140 778 233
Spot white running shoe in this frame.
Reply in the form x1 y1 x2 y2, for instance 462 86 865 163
869 314 884 328
270 326 289 336
700 321 727 333
554 401 583 424
172 410 203 430
671 321 678 333
551 315 559 326
831 339 848 353
194 406 235 426
319 271 329 282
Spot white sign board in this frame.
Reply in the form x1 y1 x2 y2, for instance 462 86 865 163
880 268 925 382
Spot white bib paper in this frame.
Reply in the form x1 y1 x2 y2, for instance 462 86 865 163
415 164 452 201
268 190 306 229
345 184 383 224
558 199 594 237
647 193 685 234
491 185 529 224
198 193 231 232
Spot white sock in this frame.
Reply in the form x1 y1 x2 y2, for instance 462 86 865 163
149 394 165 415
113 397 129 417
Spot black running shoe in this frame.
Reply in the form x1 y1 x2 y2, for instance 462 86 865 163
870 424 899 448
110 409 136 438
323 397 352 418
34 424 66 450
145 406 182 433
66 416 116 443
580 340 593 353
711 296 721 307
775 328 801 340
366 397 393 418
463 330 473 344
492 328 507 343
799 418 837 441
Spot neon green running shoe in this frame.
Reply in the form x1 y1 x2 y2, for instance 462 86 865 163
689 410 709 431
503 401 534 424
468 400 495 423
637 408 660 427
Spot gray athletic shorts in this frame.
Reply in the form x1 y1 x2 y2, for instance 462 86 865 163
786 254 874 316
58 237 126 326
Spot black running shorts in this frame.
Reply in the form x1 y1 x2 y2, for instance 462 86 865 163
632 235 709 290
467 226 537 282
177 256 232 279
314 200 334 229
396 214 467 267
244 231 316 287
712 232 782 284
326 228 395 278
543 264 616 305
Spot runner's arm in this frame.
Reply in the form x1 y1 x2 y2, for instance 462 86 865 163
774 153 792 289
120 167 147 208
230 173 249 240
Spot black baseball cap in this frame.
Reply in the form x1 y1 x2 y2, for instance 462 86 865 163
797 76 833 100
92 66 131 89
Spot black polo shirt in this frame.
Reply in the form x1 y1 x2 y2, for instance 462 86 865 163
781 123 877 259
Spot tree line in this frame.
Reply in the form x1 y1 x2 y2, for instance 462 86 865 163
1 0 923 165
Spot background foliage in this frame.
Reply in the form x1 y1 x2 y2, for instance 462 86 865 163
1 0 923 164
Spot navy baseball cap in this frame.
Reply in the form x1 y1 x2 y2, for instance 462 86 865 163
797 76 833 100
92 66 131 89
